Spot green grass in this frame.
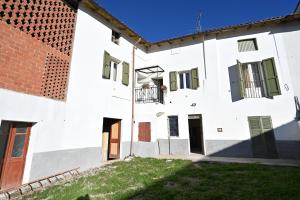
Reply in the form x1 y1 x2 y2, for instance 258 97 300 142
24 157 300 200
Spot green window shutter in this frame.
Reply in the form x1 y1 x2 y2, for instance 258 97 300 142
248 117 262 138
260 117 273 132
248 116 265 157
237 60 245 98
260 116 278 158
169 71 177 91
122 62 130 86
262 58 281 97
102 51 111 79
191 68 199 89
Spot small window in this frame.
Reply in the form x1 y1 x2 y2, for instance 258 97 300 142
178 71 191 89
112 62 118 82
111 30 120 45
168 116 179 137
238 39 258 52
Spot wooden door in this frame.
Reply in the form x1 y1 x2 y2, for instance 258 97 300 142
108 121 121 159
248 117 277 158
0 123 31 190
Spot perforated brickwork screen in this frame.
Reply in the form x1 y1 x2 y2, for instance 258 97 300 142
0 0 76 56
41 53 69 100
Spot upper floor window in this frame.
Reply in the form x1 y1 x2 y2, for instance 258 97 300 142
169 68 199 91
111 30 120 45
102 51 129 86
111 60 119 82
179 71 191 89
238 38 258 52
237 58 281 99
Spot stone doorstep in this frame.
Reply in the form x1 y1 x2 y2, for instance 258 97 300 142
0 168 80 200
0 159 120 200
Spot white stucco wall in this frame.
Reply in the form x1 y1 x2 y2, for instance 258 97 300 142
134 23 300 156
0 89 66 183
63 5 150 156
1 3 300 186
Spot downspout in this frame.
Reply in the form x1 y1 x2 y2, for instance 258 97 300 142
202 33 207 80
129 38 142 156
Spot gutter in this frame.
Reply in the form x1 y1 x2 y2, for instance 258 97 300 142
129 38 142 156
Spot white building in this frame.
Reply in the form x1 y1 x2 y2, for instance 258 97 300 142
0 0 300 190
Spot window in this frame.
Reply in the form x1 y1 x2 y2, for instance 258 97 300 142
102 51 130 86
238 38 258 52
169 68 199 91
168 116 179 136
242 62 263 88
112 62 118 82
237 58 281 98
179 71 191 89
111 30 120 45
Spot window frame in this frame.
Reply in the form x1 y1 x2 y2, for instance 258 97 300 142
178 71 191 89
238 38 258 52
168 116 179 137
109 56 121 83
112 62 118 82
111 30 121 45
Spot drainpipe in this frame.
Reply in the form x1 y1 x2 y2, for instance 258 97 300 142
130 38 142 156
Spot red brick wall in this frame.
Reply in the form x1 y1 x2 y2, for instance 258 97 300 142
0 0 77 100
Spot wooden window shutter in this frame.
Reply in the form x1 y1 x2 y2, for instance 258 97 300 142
237 60 245 98
169 71 177 91
248 116 265 157
102 51 111 79
260 116 278 157
248 117 262 138
191 68 199 89
138 122 151 142
122 62 130 86
262 58 281 97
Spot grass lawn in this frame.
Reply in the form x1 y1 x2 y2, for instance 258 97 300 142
25 157 300 200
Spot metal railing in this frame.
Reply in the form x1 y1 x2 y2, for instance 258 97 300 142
243 80 266 98
135 86 164 104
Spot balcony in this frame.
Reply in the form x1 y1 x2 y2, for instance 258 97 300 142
135 85 164 104
243 80 266 98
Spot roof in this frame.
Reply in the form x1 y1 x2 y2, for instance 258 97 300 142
81 0 148 47
81 0 300 51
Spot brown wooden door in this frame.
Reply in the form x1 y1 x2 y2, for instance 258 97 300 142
108 121 121 159
0 123 31 190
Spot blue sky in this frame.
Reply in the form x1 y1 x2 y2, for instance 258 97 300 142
96 0 299 42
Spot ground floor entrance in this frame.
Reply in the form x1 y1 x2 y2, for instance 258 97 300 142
102 118 121 161
188 115 204 154
248 116 278 158
0 121 32 190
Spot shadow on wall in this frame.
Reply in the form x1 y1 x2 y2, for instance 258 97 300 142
207 120 300 160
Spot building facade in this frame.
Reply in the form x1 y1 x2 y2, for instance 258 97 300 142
0 0 300 190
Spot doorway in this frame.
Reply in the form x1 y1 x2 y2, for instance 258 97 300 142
152 78 164 104
188 115 204 154
248 116 278 158
102 118 121 161
0 121 32 190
